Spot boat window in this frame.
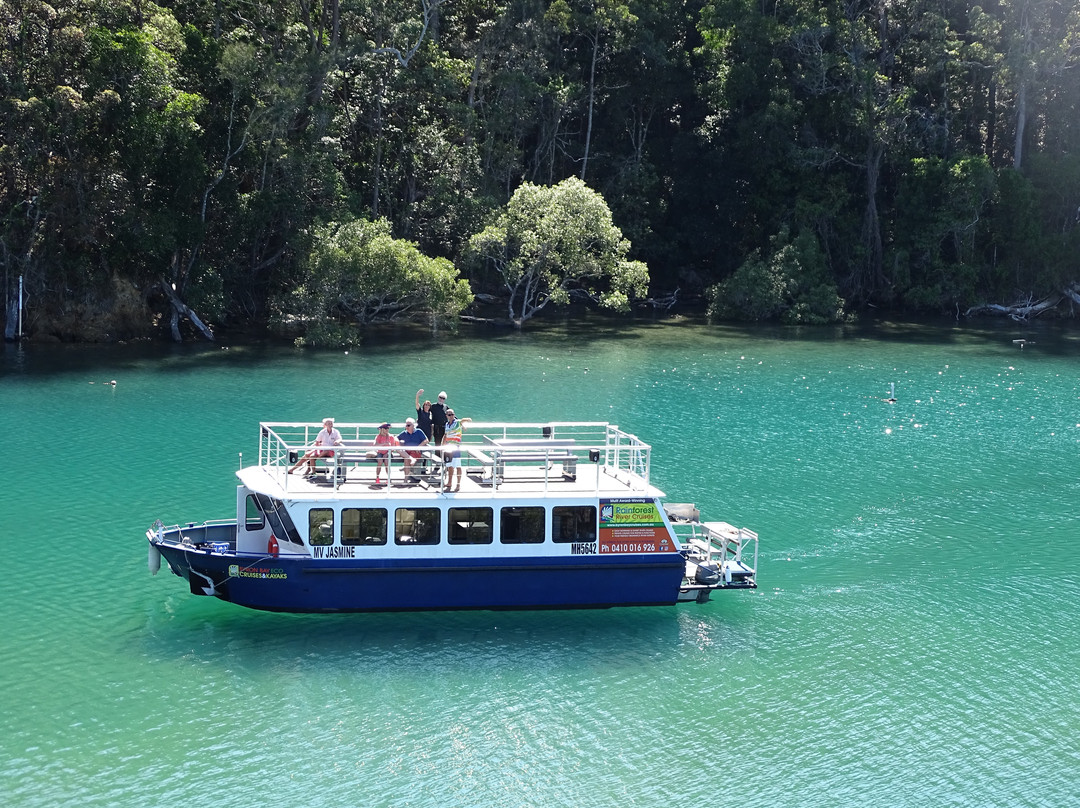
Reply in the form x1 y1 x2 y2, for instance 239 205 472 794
308 508 334 546
395 508 441 545
552 506 596 543
342 508 387 546
499 507 545 544
255 494 303 545
245 495 264 531
448 507 493 545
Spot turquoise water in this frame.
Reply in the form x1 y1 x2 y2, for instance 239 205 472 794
2 318 1078 807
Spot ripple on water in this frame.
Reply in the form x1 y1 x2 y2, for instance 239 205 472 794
4 328 1080 807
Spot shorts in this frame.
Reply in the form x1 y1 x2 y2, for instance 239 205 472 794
445 448 461 467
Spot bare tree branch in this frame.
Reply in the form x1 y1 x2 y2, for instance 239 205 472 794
373 0 447 68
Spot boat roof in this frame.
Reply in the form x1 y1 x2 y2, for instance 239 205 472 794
238 420 666 502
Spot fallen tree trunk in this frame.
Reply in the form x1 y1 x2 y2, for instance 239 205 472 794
160 279 215 342
642 287 680 311
965 292 1063 321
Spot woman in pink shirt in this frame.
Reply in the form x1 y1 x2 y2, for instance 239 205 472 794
373 422 398 484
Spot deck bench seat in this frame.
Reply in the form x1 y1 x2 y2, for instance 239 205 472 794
473 438 579 481
314 441 443 482
466 447 496 465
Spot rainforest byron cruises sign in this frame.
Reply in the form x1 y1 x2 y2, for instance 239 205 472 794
598 498 673 554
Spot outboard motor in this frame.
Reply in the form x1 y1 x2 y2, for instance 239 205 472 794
694 563 721 586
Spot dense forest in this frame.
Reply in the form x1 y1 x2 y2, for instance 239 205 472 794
2 0 1079 341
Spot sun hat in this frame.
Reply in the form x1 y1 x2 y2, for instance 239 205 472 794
378 422 390 429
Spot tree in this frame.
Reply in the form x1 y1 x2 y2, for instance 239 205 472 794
284 217 473 345
708 229 847 324
1000 0 1080 171
891 155 996 309
465 176 648 326
545 0 636 180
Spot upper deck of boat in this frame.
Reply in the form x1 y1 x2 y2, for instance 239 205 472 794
239 420 666 501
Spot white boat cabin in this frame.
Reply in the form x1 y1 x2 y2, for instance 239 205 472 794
220 420 757 594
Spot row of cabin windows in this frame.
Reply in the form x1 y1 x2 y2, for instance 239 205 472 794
243 496 597 547
301 505 597 546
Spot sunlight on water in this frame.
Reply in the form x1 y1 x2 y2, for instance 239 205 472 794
2 320 1078 807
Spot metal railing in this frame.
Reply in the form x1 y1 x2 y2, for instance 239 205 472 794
670 520 759 582
256 421 655 493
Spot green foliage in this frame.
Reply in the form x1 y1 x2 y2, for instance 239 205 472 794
186 264 226 323
708 230 847 324
3 0 1080 339
987 168 1041 296
891 155 996 309
283 218 473 346
1025 153 1080 289
466 177 649 325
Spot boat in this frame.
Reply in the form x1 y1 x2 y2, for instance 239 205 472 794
146 420 758 612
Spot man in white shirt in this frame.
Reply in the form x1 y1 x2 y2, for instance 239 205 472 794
290 417 343 475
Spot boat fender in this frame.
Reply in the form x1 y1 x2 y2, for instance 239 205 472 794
148 544 162 576
268 534 279 557
694 563 721 586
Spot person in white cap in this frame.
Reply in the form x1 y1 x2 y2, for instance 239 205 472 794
442 408 472 492
430 391 449 444
289 418 342 476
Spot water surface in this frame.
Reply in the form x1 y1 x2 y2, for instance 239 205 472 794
2 318 1077 807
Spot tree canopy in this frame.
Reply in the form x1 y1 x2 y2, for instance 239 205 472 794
2 0 1080 341
466 177 648 325
286 218 473 345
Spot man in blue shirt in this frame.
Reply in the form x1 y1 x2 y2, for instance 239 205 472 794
397 417 430 482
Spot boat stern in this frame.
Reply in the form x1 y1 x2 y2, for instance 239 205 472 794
665 509 758 603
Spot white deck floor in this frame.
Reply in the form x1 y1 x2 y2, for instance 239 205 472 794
243 456 664 501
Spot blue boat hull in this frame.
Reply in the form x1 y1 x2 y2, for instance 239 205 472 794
153 541 686 613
